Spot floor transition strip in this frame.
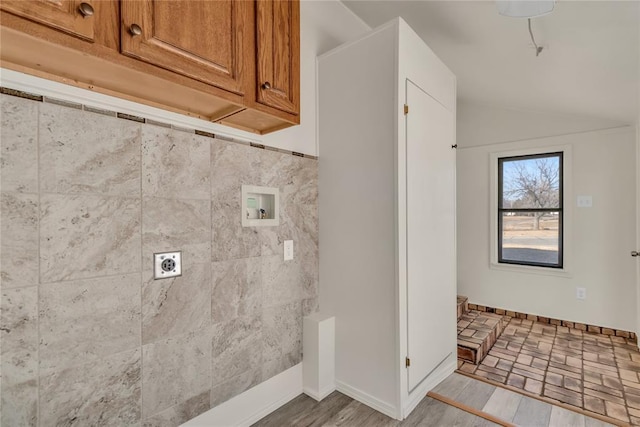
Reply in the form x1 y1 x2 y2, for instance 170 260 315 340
455 370 630 427
426 391 516 427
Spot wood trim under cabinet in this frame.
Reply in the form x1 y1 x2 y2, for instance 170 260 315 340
218 107 295 135
0 26 245 121
0 11 243 106
1 59 245 123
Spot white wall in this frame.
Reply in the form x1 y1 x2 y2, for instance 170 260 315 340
318 23 399 415
636 5 640 340
457 124 638 331
0 0 370 157
457 101 626 149
636 119 640 338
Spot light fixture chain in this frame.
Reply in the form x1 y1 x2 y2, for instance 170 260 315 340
528 18 544 57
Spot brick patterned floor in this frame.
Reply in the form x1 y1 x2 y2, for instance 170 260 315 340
457 317 640 425
457 310 506 364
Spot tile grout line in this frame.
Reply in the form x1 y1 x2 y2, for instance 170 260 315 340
36 191 148 201
612 333 632 423
526 319 541 396
208 137 214 407
511 386 528 424
540 325 564 423
36 87 42 427
570 326 585 411
547 323 558 405
580 329 586 414
38 270 143 287
138 122 144 423
539 319 552 409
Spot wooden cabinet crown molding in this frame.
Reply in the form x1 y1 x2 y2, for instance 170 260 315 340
0 0 300 135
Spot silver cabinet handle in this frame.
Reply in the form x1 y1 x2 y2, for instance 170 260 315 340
130 24 142 36
78 2 94 18
632 251 639 257
261 82 271 90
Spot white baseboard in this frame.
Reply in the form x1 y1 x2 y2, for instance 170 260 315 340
403 353 457 418
335 380 399 420
181 363 303 427
303 383 336 402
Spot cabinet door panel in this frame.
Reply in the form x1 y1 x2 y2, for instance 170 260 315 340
256 0 299 115
1 0 95 41
121 0 246 94
406 80 456 392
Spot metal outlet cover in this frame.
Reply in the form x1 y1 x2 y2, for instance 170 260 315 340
154 251 182 279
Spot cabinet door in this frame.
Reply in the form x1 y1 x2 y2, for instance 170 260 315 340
255 0 299 115
1 0 96 41
406 80 456 392
120 0 247 95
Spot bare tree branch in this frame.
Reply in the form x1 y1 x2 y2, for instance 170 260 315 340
502 156 560 229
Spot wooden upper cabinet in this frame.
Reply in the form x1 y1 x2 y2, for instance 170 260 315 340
120 0 248 95
255 0 300 115
0 0 97 41
1 0 300 134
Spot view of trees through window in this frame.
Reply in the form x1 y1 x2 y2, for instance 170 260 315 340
498 152 563 268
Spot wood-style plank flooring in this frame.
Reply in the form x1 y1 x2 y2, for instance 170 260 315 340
252 373 615 427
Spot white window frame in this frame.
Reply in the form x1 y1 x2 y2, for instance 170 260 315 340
489 144 573 278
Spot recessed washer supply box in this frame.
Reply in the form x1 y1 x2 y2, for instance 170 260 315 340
241 185 279 227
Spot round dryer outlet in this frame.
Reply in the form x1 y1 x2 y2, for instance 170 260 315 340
154 251 182 279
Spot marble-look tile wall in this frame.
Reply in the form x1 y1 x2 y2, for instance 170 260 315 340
0 94 319 426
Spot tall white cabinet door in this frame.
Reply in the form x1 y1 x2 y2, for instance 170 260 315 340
406 80 456 392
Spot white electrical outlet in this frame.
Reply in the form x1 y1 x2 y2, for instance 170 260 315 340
577 196 592 208
284 240 294 261
576 287 586 300
154 251 182 279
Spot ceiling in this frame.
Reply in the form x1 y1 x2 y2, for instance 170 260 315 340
342 1 639 124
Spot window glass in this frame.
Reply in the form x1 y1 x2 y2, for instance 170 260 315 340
498 152 563 268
